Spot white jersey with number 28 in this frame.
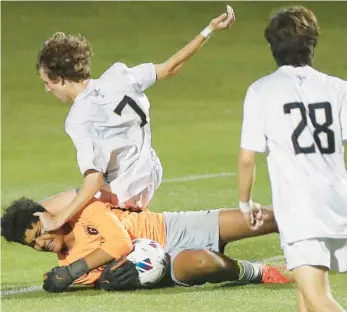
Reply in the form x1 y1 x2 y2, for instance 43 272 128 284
65 62 162 207
241 65 347 246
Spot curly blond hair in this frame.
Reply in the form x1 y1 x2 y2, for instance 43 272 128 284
36 32 92 82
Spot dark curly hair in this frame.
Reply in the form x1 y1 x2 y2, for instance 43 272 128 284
264 6 320 67
1 197 45 245
36 32 92 82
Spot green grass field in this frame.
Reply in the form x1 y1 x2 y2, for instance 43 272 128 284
1 2 347 311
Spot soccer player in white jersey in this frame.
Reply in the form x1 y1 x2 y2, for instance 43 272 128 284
237 6 347 312
34 6 236 232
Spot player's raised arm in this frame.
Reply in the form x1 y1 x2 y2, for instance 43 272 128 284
154 5 235 80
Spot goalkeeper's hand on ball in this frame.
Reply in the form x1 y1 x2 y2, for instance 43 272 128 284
100 258 142 291
43 259 89 293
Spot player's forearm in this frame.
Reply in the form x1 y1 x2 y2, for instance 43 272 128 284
56 171 105 225
83 240 133 270
156 32 210 79
154 6 234 80
83 248 116 270
39 189 78 217
238 151 256 202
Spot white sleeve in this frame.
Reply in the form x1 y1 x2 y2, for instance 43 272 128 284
130 63 156 91
65 102 110 175
240 85 267 152
341 92 347 142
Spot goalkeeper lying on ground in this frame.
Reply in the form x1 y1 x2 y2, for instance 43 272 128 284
1 190 294 292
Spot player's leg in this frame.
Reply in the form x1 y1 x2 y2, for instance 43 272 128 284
171 249 294 286
284 239 347 312
297 289 309 312
292 266 346 312
218 207 278 246
172 249 240 285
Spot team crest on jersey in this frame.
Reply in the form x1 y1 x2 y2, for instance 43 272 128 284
85 226 99 236
92 88 104 98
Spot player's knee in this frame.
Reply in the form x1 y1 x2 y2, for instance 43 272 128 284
173 250 224 286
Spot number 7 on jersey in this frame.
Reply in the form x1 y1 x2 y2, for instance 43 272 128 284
114 95 148 127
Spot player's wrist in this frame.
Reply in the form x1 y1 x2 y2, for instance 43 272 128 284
239 199 253 213
67 259 90 279
200 26 214 39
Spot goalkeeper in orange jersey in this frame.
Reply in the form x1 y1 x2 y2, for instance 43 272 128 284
1 191 293 292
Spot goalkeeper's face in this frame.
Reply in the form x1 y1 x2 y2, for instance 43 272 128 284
24 221 65 253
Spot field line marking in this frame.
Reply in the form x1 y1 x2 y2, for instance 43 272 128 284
1 285 42 296
162 172 236 183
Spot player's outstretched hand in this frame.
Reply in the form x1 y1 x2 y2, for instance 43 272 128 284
100 258 142 291
33 211 62 232
43 266 74 293
209 5 236 31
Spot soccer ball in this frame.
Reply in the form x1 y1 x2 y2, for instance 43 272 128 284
127 238 168 287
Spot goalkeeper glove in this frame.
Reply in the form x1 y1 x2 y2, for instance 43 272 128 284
100 259 142 291
43 259 89 293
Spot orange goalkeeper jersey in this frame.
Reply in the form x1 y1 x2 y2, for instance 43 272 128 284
57 200 166 285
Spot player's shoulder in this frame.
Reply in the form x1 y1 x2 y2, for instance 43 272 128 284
99 62 130 80
246 70 280 94
314 69 347 91
96 62 139 92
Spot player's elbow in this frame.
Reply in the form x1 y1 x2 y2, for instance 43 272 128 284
117 240 133 257
239 158 254 169
155 62 180 80
238 149 256 168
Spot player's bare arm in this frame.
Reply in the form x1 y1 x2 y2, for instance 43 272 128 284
238 148 256 203
35 170 105 231
155 5 235 80
39 189 78 216
53 170 104 226
237 148 264 229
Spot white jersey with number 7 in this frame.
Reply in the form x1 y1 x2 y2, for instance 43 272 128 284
240 65 347 246
65 62 162 208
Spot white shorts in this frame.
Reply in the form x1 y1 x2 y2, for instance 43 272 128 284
109 149 163 208
283 238 347 272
